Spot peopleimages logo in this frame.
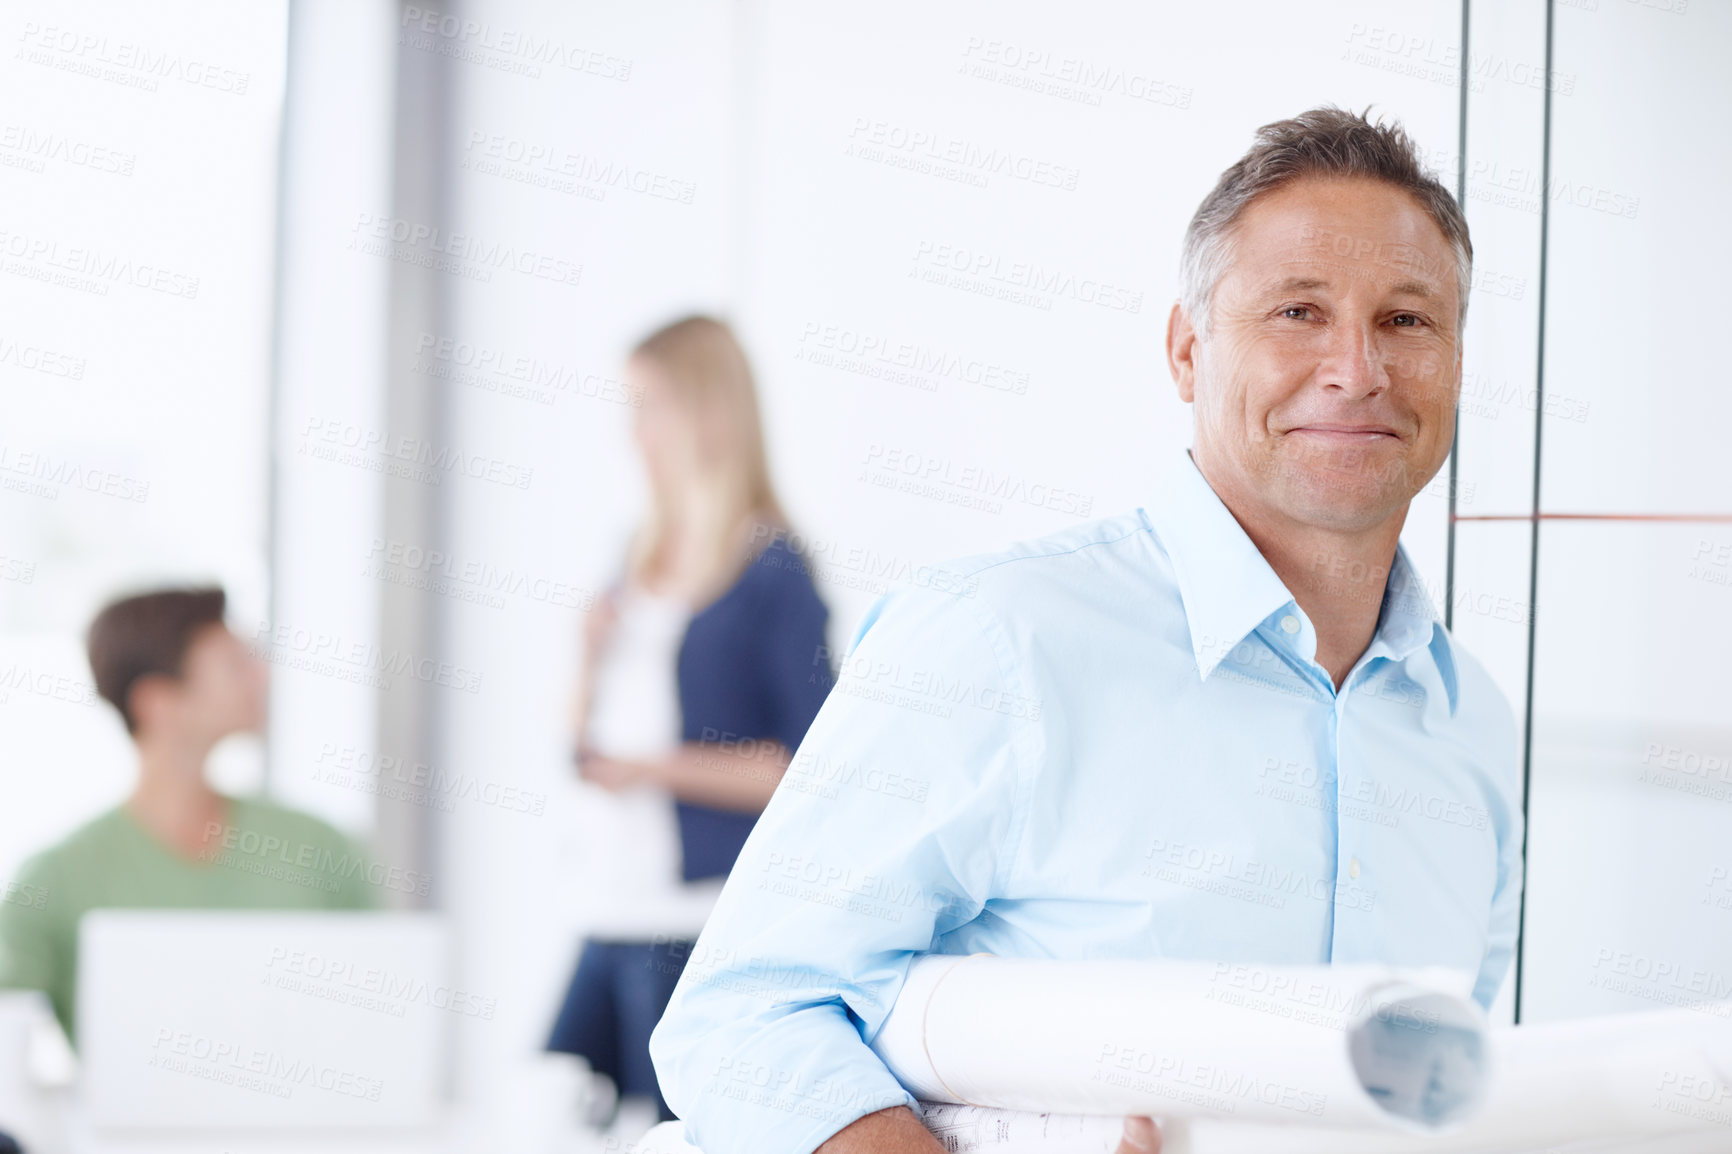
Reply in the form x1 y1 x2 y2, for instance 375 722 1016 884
347 213 583 287
0 444 149 503
299 417 534 490
860 442 1094 517
462 130 695 203
364 536 592 610
796 321 1030 397
263 946 497 1019
956 37 1194 110
910 239 1143 314
399 7 633 80
0 332 86 379
16 22 253 95
0 663 98 706
0 226 200 298
413 331 640 407
845 117 1081 190
149 1028 382 1101
199 821 433 897
314 741 548 818
249 617 485 695
748 524 983 597
0 123 135 176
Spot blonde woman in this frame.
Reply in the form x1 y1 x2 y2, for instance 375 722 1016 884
548 316 836 1128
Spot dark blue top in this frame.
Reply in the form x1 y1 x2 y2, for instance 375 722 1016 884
671 537 837 881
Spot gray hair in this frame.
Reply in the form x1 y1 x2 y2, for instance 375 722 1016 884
1179 106 1472 339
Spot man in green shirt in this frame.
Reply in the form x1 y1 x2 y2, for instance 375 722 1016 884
0 587 381 1044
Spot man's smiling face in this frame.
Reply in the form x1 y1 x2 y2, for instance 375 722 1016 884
1174 176 1464 534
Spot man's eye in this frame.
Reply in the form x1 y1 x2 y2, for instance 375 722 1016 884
1392 313 1422 327
1281 306 1311 320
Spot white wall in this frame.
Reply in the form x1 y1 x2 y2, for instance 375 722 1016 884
0 0 287 883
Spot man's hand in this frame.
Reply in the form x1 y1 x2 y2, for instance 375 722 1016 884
813 1106 1161 1153
1116 1115 1162 1152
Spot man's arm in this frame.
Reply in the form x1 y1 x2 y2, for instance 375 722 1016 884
649 584 1037 1154
816 1106 1164 1153
815 1105 946 1153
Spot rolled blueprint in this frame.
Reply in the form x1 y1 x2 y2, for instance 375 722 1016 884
641 957 1731 1154
634 1108 1127 1154
868 953 1489 1134
916 1102 1124 1152
1172 999 1732 1153
905 1007 1732 1154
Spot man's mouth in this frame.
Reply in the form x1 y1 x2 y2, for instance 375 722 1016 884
1286 425 1400 443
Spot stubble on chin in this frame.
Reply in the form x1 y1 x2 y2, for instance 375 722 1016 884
1260 436 1419 528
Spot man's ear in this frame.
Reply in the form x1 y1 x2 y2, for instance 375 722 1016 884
1167 301 1199 404
126 673 176 735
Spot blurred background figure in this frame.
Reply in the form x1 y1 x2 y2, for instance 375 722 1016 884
546 317 836 1137
0 588 376 1045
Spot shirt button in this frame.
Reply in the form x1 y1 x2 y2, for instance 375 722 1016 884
1280 615 1300 634
1348 857 1362 879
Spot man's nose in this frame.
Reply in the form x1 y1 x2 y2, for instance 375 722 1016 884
1317 321 1390 398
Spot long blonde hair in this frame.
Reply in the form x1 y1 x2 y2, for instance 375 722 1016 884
623 315 788 606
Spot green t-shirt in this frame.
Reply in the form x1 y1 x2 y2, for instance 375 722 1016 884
0 795 378 1043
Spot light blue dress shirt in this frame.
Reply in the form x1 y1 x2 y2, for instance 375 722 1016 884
649 445 1525 1154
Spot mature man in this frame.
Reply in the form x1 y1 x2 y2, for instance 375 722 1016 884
649 107 1523 1154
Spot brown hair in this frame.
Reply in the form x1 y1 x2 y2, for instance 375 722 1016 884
86 586 227 733
1180 105 1472 336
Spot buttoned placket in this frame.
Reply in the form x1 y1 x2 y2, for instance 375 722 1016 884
1260 602 1400 962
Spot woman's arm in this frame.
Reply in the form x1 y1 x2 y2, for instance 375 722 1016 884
577 738 790 812
568 585 621 750
576 529 832 812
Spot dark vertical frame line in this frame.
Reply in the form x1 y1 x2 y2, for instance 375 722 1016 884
1513 0 1556 1027
376 0 451 911
1445 0 1470 634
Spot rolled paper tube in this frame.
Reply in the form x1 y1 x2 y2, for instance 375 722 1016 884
644 967 1730 1153
1173 1000 1732 1153
868 954 1490 1133
916 1102 1126 1152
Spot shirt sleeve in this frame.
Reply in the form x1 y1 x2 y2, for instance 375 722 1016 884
649 582 1039 1154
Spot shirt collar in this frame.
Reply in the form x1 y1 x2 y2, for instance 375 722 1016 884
1142 446 1459 713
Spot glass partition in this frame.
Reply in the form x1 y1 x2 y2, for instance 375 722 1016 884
1494 0 1732 1023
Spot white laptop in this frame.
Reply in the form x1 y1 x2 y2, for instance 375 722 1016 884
77 910 452 1129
